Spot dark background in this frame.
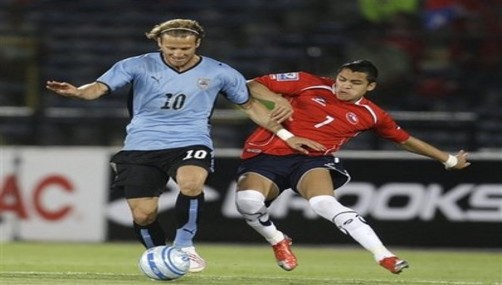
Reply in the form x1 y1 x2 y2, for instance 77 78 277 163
107 156 502 248
1 0 501 151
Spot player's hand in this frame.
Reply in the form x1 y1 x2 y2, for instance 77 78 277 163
450 150 471 170
285 136 326 155
270 96 293 123
46 81 79 97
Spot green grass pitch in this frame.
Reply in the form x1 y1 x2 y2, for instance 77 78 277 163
0 242 500 285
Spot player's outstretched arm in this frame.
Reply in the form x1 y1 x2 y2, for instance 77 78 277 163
46 81 109 100
399 136 471 170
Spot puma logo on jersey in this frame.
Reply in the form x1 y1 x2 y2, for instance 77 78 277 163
312 97 327 106
151 75 160 83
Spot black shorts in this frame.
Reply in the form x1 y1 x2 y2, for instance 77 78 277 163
236 154 351 194
110 145 214 198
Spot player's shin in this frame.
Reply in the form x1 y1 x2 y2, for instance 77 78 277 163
173 192 204 248
133 218 167 248
235 190 284 244
309 195 394 261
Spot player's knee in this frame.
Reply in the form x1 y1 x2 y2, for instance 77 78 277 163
132 207 158 225
178 180 203 196
235 190 266 216
309 195 365 234
309 195 342 220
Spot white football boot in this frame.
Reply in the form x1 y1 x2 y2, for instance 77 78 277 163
180 246 206 273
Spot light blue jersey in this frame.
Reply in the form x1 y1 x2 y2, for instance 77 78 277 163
97 52 250 151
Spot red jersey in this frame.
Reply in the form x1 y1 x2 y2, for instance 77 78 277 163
241 72 410 159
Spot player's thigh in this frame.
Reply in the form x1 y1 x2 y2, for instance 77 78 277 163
297 168 335 200
237 172 279 200
113 163 168 199
176 165 209 195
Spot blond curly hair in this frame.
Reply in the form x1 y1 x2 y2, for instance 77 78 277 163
145 19 205 40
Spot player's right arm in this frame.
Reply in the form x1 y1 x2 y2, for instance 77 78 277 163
46 81 109 100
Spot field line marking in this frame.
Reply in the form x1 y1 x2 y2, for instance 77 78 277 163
0 271 496 285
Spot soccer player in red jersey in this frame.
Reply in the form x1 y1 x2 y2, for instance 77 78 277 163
235 60 471 274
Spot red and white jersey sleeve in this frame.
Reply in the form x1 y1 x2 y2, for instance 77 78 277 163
241 72 410 159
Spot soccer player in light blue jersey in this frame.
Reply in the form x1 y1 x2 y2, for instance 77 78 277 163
46 18 321 273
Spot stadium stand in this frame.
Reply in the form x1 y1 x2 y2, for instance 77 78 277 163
0 0 500 150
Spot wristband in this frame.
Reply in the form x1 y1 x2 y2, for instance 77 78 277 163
443 154 458 169
276 129 294 141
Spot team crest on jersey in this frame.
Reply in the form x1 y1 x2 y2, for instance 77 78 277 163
197 78 211 90
346 112 359 125
275 72 299 81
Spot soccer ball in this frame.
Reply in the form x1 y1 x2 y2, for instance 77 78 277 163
138 246 190 281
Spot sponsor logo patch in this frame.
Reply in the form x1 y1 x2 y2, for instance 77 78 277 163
276 72 299 81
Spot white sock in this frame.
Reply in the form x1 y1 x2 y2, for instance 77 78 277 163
309 195 394 261
236 190 284 245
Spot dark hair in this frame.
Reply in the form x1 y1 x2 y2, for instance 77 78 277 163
337 59 378 83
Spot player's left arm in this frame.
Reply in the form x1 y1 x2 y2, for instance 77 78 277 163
399 136 471 170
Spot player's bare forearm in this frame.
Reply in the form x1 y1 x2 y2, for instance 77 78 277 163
400 136 471 170
46 81 108 100
239 98 325 155
239 98 283 133
247 80 293 123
